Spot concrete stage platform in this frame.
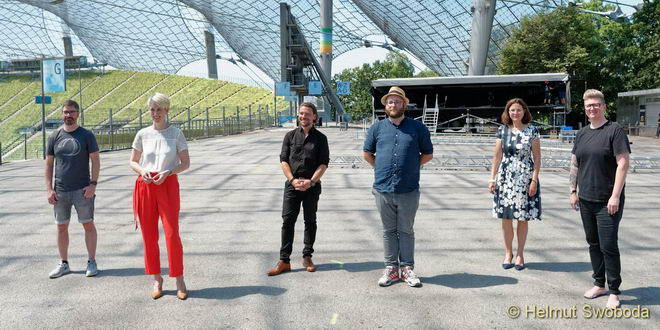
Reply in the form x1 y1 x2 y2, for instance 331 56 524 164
1 126 658 329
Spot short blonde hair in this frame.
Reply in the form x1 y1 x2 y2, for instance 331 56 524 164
583 89 605 103
147 93 171 111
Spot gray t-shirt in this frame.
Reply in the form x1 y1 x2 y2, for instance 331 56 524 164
47 127 99 192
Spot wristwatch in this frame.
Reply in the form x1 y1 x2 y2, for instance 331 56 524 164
90 181 98 186
570 189 577 194
310 180 317 187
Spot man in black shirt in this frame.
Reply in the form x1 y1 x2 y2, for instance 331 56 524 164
570 89 630 309
267 102 329 276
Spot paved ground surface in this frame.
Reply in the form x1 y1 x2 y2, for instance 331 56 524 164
1 125 659 329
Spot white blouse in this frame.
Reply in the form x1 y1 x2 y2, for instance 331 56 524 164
132 125 188 172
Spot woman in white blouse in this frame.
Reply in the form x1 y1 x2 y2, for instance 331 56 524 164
130 93 190 300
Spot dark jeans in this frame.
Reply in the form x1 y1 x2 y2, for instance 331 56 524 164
279 181 321 263
579 197 625 295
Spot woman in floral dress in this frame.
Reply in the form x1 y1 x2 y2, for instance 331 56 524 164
488 98 541 270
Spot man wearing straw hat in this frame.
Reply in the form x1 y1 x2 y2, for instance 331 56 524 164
363 86 433 287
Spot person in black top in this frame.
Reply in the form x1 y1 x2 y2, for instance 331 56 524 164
543 81 552 105
267 102 330 276
570 89 631 309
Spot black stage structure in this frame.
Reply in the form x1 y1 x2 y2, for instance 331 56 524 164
371 73 570 133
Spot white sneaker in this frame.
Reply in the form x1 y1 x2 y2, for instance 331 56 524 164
378 266 400 287
49 262 70 278
86 260 99 277
401 266 421 287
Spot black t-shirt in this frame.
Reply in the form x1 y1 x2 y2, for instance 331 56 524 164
572 121 631 202
47 127 99 192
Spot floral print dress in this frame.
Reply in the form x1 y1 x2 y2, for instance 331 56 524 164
493 125 542 221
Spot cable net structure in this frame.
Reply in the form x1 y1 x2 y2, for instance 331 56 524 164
2 0 573 78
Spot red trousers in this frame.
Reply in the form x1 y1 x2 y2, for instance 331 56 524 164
133 173 184 277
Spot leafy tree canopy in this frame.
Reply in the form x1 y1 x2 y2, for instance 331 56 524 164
333 52 416 120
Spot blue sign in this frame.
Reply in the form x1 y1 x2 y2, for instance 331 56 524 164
275 82 291 96
308 80 322 95
285 91 297 101
35 96 52 104
336 81 350 95
42 59 66 93
278 115 297 124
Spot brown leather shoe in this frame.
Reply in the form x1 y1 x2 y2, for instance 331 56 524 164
302 256 316 272
266 261 291 276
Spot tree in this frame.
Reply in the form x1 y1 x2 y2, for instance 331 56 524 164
333 52 414 120
497 0 660 122
618 0 660 91
498 6 603 82
414 69 439 77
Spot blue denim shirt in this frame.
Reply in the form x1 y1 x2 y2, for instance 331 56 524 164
363 117 433 193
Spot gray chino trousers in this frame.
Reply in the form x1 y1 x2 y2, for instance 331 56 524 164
372 188 421 268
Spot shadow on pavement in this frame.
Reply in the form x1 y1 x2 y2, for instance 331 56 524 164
99 268 146 277
192 286 287 300
315 261 383 273
421 273 517 288
620 287 660 306
524 262 591 272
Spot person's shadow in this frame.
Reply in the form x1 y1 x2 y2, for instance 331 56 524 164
523 262 591 272
421 273 517 288
193 286 287 300
315 261 383 273
97 268 146 277
620 287 660 306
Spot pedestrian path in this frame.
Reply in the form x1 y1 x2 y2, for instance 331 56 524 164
0 127 658 328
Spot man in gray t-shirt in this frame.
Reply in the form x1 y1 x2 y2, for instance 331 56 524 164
45 100 101 278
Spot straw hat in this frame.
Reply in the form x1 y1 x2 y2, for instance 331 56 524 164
380 86 410 106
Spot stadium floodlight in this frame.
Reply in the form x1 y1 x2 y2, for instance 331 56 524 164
568 1 640 22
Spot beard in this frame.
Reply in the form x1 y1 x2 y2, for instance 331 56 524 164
299 118 313 127
64 118 76 125
385 108 404 119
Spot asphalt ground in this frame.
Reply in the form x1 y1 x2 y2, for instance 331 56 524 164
0 125 658 329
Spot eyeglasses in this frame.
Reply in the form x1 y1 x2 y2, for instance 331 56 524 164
584 103 602 109
63 111 79 115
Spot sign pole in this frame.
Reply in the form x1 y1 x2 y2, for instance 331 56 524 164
79 59 84 126
40 58 46 160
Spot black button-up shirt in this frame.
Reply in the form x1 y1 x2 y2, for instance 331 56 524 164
280 127 330 179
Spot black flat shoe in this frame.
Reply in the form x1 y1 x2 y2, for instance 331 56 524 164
514 264 525 271
502 263 514 269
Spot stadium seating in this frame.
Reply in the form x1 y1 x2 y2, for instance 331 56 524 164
0 70 278 161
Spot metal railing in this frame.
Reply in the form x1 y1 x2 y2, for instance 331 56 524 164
330 154 660 171
0 106 276 163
